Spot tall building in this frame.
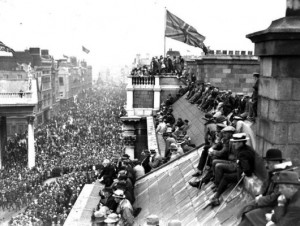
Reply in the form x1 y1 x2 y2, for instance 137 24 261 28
57 57 92 100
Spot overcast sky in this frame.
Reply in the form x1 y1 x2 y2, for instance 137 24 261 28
0 0 286 74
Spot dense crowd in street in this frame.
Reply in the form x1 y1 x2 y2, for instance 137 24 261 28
0 84 126 226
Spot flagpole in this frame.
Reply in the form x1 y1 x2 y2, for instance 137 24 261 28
164 7 167 57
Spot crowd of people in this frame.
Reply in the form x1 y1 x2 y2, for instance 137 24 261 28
184 72 259 121
150 72 300 225
91 153 145 225
181 73 300 225
0 83 127 226
131 55 185 77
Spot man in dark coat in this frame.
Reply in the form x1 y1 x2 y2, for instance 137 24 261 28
266 171 300 226
98 159 116 187
238 149 284 226
210 133 255 206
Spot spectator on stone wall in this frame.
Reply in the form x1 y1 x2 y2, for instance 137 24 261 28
149 150 163 170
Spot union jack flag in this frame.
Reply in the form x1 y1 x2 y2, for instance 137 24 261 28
82 46 90 54
0 41 15 55
165 10 207 53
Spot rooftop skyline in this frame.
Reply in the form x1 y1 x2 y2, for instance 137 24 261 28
0 0 285 74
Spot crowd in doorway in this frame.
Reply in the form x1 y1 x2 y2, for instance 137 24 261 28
130 55 185 77
1 84 129 226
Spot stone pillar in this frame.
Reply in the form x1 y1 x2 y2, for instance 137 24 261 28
153 76 161 112
286 0 300 16
27 116 35 168
0 116 7 169
126 76 134 116
247 8 300 165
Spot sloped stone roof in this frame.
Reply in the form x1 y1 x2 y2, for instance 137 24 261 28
134 147 253 226
171 95 206 146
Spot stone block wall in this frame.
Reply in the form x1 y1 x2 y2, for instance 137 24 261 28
133 90 154 108
160 89 179 104
256 75 300 163
186 53 260 94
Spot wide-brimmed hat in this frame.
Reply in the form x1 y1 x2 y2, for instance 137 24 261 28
233 116 244 121
94 206 109 218
104 213 119 223
230 133 249 142
274 171 300 185
103 159 110 164
112 189 125 199
146 215 159 225
221 126 236 133
202 113 214 121
263 149 284 161
169 143 178 150
166 127 173 133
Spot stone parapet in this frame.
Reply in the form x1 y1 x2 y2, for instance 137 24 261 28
186 55 259 94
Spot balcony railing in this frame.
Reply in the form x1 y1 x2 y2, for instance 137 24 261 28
0 92 33 98
132 77 155 85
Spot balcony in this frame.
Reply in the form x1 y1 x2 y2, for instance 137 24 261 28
0 79 38 107
131 76 155 86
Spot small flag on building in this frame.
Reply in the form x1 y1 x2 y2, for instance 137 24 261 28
63 54 69 59
0 41 15 55
165 10 207 54
82 46 90 54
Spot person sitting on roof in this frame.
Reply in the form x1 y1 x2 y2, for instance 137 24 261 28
113 189 134 226
168 143 184 162
189 125 235 188
149 150 162 170
98 159 116 187
210 133 255 206
265 171 300 226
238 149 286 226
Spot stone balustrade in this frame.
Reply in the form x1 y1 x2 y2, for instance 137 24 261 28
208 50 253 56
132 76 155 85
0 92 32 98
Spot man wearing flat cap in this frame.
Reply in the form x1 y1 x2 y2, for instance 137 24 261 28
265 171 300 226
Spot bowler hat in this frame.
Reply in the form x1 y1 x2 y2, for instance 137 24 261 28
263 149 284 161
253 73 260 78
274 171 300 185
